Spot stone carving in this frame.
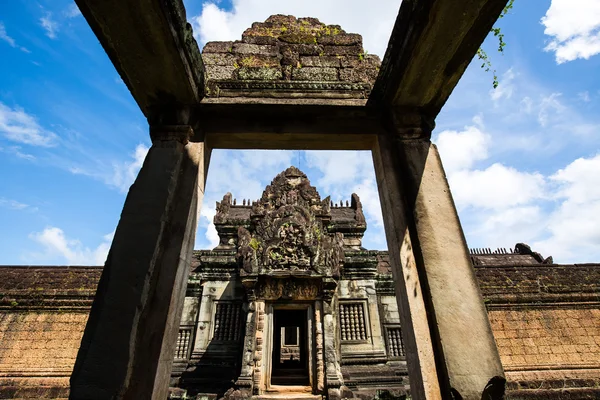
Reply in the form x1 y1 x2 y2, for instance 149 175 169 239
256 278 321 301
214 192 232 224
236 166 343 278
201 15 382 99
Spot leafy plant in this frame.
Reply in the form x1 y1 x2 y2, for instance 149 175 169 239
478 0 514 88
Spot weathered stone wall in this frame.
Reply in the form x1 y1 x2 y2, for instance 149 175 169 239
474 262 600 398
0 258 599 399
202 15 380 98
0 267 99 399
0 312 88 399
489 308 600 368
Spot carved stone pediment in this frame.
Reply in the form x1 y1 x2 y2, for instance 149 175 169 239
237 167 344 278
256 277 321 301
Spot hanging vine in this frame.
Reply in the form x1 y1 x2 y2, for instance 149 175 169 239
477 0 514 88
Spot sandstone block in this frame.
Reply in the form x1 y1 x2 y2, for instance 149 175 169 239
279 33 318 45
241 35 278 46
203 41 233 54
205 65 236 80
281 44 323 56
238 55 280 68
323 44 363 56
237 67 282 80
340 54 381 68
300 56 340 68
265 14 297 25
292 67 338 81
232 43 278 57
339 66 379 83
202 53 237 66
317 33 362 46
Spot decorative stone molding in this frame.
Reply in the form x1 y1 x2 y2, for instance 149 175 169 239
149 125 193 145
386 107 436 140
236 166 344 278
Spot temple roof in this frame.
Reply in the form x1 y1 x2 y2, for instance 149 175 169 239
212 167 367 251
201 15 381 99
469 243 553 266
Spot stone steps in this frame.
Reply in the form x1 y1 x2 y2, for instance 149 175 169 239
256 385 321 400
254 395 322 400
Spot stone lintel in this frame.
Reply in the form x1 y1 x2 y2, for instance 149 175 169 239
75 0 203 117
194 101 383 150
369 0 509 116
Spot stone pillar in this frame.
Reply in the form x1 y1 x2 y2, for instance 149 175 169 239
253 300 266 395
372 111 505 400
70 125 209 400
314 300 325 393
322 297 343 399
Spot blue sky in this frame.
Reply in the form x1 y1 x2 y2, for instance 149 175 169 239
0 0 599 265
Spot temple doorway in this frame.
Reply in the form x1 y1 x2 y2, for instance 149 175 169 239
270 308 309 386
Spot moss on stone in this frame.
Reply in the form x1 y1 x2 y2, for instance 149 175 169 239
249 238 260 251
239 55 279 68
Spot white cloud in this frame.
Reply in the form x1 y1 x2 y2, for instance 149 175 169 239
195 149 296 249
489 68 515 102
109 143 149 192
29 227 112 265
191 0 401 56
449 163 546 211
0 102 58 146
199 204 219 249
434 123 546 212
0 22 16 47
538 93 565 127
64 4 82 19
0 145 36 161
304 150 386 248
0 198 37 212
68 143 149 193
40 12 58 39
542 0 600 63
533 154 600 261
578 91 591 102
304 150 374 196
475 206 546 249
435 125 491 174
0 22 30 53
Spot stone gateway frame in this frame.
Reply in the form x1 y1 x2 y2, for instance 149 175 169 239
69 1 511 399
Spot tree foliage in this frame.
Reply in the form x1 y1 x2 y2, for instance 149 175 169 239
478 0 514 88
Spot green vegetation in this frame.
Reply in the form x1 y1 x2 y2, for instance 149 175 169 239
478 0 514 88
249 238 260 251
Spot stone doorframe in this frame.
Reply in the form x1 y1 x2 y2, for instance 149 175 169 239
263 302 317 394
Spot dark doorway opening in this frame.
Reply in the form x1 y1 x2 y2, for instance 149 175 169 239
271 308 309 386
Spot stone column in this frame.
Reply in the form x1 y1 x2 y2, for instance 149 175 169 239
70 125 209 400
322 296 343 399
314 300 325 393
372 111 505 400
237 284 257 395
253 300 266 395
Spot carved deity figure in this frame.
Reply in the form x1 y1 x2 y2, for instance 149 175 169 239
236 167 343 278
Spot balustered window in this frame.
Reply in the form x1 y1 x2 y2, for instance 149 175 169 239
339 302 368 342
213 302 242 342
386 326 405 358
174 326 194 359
